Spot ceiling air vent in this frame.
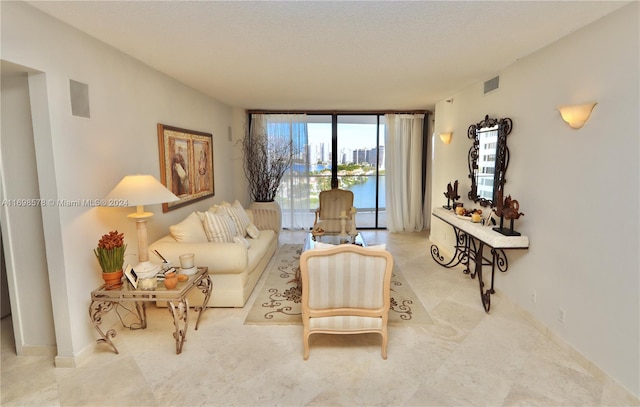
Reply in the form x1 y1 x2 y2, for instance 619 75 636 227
484 76 499 94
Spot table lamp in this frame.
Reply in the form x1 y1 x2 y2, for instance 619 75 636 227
105 174 179 277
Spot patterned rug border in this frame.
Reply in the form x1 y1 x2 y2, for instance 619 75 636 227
244 244 432 326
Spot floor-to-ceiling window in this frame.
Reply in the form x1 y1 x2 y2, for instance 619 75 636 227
307 114 386 229
250 110 427 231
336 115 385 228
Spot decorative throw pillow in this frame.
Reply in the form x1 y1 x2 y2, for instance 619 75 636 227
203 212 237 243
195 211 206 223
246 223 261 239
233 236 251 248
220 200 251 237
208 205 222 214
169 212 208 243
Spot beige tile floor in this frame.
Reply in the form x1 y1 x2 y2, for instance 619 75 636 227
2 230 639 407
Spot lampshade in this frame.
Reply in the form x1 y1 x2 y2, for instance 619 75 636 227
557 102 597 129
105 174 179 207
439 132 452 144
104 174 179 277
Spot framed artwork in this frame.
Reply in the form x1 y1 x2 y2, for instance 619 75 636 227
157 124 214 212
124 264 138 289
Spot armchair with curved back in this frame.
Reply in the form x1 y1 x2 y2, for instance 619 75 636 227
312 188 356 234
299 244 394 360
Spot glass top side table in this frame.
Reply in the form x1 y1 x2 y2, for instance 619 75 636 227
89 267 211 354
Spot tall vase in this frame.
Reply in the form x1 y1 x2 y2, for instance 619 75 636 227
249 201 282 235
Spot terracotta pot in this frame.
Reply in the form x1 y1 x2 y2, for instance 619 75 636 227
164 271 178 290
102 270 123 290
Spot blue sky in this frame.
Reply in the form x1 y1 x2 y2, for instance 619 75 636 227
308 123 385 150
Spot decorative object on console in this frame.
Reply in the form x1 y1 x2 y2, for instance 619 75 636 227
157 123 214 212
94 230 127 290
105 174 179 279
442 180 460 209
557 102 597 129
493 190 525 236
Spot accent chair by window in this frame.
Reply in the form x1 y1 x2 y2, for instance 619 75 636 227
312 188 355 234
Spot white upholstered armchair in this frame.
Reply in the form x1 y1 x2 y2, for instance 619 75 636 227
299 244 394 360
312 188 356 234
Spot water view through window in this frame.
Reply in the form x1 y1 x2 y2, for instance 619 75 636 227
306 114 386 228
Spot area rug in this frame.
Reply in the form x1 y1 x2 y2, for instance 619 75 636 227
245 244 432 326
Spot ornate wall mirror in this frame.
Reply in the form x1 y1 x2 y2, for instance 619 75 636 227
467 115 513 207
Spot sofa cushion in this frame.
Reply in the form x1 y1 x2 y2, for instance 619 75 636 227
233 235 251 248
169 212 208 243
203 211 237 243
245 229 276 274
220 200 251 237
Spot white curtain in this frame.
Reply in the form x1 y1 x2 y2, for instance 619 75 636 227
252 113 310 229
384 113 425 232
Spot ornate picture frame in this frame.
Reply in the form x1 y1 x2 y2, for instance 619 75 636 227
157 123 214 212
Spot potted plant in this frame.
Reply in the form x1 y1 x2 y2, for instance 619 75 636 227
94 230 127 290
239 122 293 231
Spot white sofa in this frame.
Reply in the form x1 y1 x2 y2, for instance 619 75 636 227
149 207 278 307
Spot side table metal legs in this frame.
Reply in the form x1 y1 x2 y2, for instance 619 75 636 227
89 299 147 354
193 276 212 330
168 299 189 355
89 300 120 354
89 269 211 355
167 276 213 354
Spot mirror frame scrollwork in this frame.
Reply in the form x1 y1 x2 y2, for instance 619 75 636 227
467 115 513 207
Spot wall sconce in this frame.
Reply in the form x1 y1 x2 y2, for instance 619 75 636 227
439 132 452 144
557 102 597 129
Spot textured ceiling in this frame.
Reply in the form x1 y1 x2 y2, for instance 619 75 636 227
27 1 629 111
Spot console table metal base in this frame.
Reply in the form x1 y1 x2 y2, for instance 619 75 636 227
431 207 528 313
431 226 507 313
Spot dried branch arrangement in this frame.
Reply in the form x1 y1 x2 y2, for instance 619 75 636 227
240 123 293 202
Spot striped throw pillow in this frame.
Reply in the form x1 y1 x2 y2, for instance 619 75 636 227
203 212 237 243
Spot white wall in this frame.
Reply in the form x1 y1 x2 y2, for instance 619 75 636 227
1 65 56 353
1 2 238 364
431 3 639 396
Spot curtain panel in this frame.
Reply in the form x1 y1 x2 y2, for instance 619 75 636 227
250 113 310 229
384 113 425 232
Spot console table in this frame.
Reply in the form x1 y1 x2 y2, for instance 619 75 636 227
431 207 529 312
89 267 211 354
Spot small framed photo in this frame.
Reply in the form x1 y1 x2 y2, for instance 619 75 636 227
124 264 138 289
